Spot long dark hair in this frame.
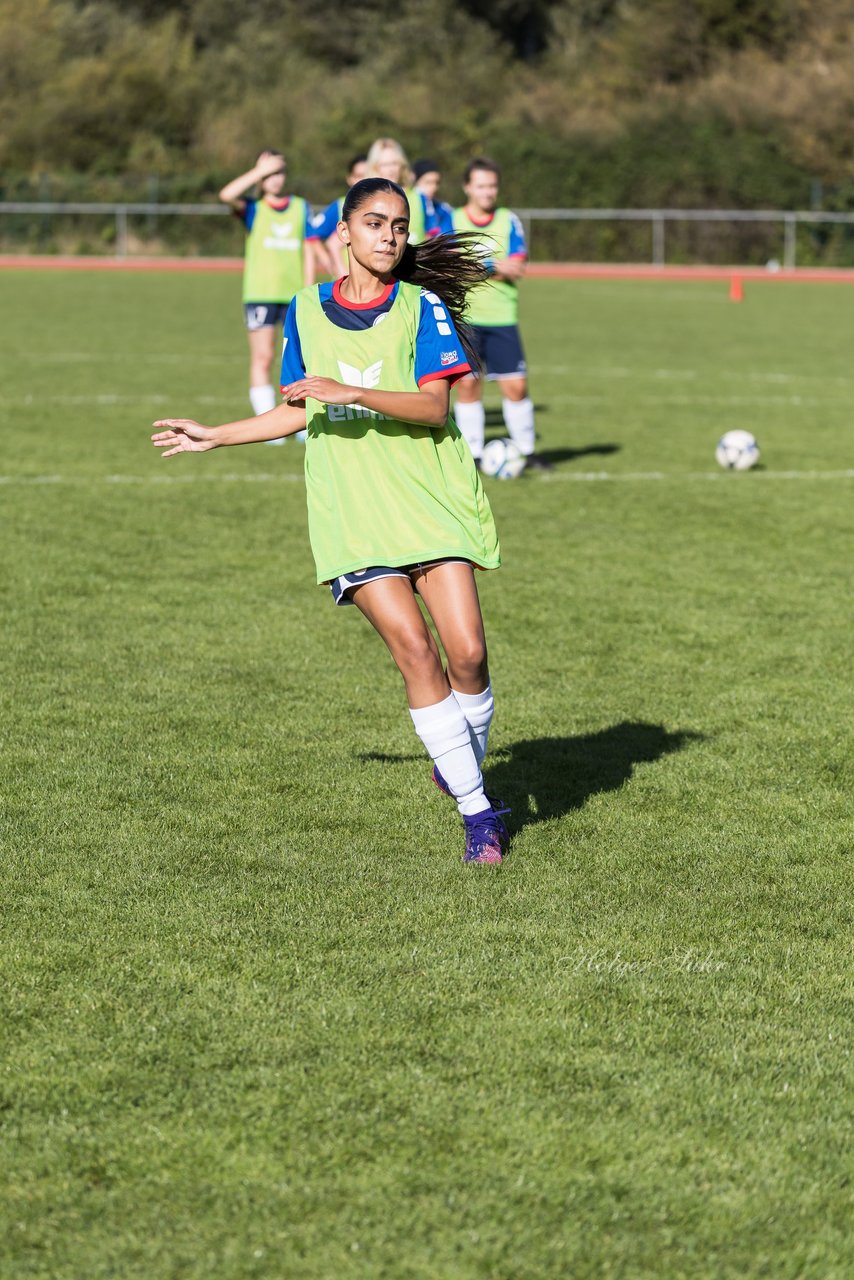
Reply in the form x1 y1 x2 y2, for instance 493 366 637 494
342 178 488 370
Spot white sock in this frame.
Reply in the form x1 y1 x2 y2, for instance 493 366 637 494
453 400 485 460
410 693 490 816
249 384 277 415
502 396 535 456
452 684 494 767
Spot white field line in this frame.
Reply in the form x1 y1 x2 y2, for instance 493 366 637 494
7 362 851 383
546 393 846 406
540 469 854 482
0 472 305 485
4 394 248 406
3 391 846 410
541 365 854 385
10 352 245 364
1 470 852 487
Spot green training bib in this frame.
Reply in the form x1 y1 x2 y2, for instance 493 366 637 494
452 206 519 327
292 282 501 583
242 197 308 303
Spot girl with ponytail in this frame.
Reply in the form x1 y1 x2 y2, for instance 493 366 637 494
151 178 509 865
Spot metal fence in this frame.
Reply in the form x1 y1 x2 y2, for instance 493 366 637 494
513 207 854 269
3 201 854 266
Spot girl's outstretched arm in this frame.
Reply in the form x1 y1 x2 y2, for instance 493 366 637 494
151 402 307 457
281 376 450 428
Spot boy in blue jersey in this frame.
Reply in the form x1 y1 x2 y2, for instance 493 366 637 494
219 150 320 429
312 154 369 278
453 158 551 471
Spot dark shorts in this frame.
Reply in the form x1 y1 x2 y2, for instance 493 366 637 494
469 324 527 380
330 559 469 606
244 302 290 331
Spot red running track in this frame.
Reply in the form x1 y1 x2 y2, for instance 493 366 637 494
3 255 854 283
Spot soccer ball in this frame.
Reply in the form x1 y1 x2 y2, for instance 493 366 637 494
715 430 760 471
479 437 527 480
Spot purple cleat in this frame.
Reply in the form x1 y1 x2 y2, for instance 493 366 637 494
463 805 511 864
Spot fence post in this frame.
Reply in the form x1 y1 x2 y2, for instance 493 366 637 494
116 206 128 258
39 174 51 245
147 176 159 238
783 214 796 270
652 213 665 266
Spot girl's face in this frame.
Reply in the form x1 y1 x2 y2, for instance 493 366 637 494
347 160 368 187
375 147 405 183
341 192 410 275
464 168 499 214
416 171 441 200
262 169 287 198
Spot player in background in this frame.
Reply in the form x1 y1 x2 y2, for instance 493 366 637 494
412 159 454 236
365 138 439 242
311 153 369 278
452 157 550 471
151 178 509 864
219 149 319 440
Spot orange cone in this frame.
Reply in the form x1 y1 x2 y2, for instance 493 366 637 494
729 275 744 302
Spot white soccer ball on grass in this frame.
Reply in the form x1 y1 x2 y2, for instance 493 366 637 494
479 437 527 480
715 430 760 471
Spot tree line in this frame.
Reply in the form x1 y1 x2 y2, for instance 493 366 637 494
3 2 854 260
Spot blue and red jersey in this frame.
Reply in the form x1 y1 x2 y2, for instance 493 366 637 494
280 279 471 391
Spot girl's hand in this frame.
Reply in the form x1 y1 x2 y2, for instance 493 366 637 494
493 256 525 282
151 419 217 457
255 151 286 180
281 377 359 406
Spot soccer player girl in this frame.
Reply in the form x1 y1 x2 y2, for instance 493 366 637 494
311 153 369 278
452 157 550 471
151 179 510 864
218 149 320 437
365 138 441 243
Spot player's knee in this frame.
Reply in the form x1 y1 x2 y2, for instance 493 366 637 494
394 629 441 679
447 636 488 684
501 378 527 401
455 377 480 404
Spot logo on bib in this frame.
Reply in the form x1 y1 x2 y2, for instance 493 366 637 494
329 359 388 422
337 359 383 388
263 221 299 251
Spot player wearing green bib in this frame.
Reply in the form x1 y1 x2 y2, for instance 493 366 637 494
219 150 319 436
453 157 550 471
152 179 510 865
283 279 498 582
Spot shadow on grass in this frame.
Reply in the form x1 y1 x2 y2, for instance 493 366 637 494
475 404 624 468
486 722 703 831
484 405 550 425
361 721 702 832
535 443 621 467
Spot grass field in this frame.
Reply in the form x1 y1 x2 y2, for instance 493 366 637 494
1 269 852 1279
